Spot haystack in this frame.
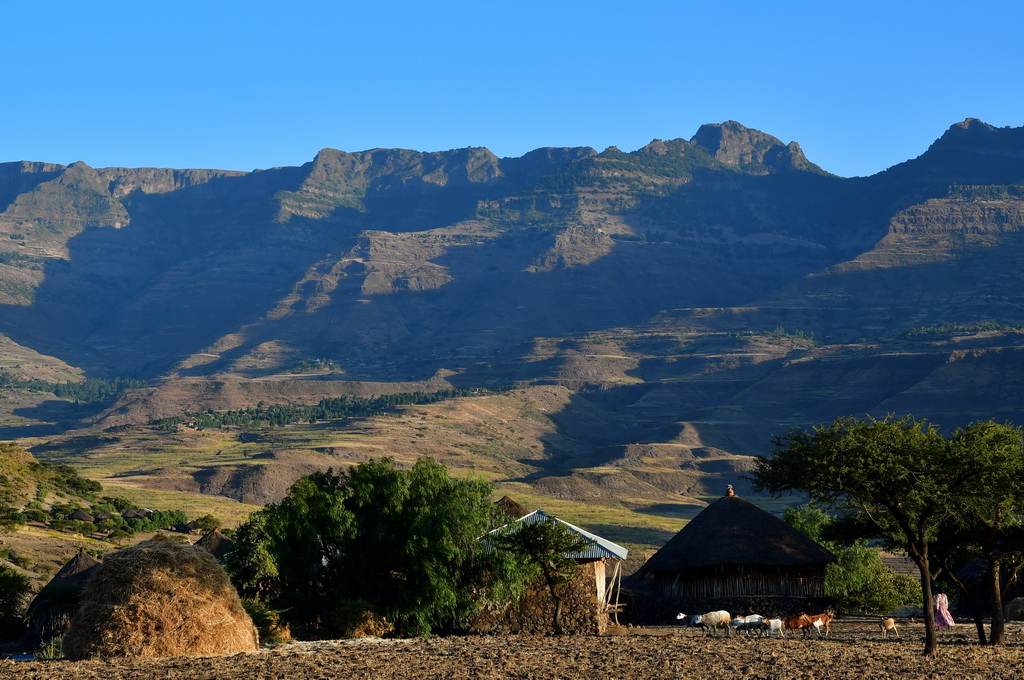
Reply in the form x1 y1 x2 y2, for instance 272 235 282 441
63 534 258 659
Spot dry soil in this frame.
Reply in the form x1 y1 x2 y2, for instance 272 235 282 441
4 618 1023 680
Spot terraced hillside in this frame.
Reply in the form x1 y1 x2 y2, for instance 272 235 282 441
2 119 1024 539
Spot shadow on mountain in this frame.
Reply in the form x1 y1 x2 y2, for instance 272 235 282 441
0 399 109 439
0 422 75 439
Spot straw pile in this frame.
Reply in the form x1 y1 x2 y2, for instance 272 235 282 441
63 534 259 659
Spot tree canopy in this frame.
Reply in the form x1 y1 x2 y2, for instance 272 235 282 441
753 415 1024 655
227 457 527 638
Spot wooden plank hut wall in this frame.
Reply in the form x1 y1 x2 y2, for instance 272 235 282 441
638 490 835 614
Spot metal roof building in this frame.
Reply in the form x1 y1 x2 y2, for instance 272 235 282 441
506 510 629 561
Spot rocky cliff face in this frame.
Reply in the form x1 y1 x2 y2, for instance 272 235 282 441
4 119 1024 512
691 120 825 174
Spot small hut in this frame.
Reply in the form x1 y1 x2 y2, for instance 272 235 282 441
473 508 628 634
69 509 95 523
19 549 101 651
639 490 835 615
194 528 234 561
495 495 531 521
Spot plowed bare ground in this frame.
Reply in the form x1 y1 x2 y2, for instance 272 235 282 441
4 619 1023 680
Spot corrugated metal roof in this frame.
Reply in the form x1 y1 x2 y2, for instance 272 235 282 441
491 509 628 561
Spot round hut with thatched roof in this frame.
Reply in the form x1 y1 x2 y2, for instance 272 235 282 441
639 488 835 615
194 528 234 561
19 549 101 652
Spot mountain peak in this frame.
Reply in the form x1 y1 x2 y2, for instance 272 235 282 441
690 121 824 174
924 118 1024 162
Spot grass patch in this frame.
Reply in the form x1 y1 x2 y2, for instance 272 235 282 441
99 482 262 526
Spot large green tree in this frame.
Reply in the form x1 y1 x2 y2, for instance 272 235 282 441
943 421 1024 645
753 415 963 656
228 457 526 638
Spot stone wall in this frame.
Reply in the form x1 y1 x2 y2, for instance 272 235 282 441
471 559 613 635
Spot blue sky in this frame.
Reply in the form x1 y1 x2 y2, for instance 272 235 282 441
2 1 1021 178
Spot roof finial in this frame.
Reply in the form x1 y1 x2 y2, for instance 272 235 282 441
725 484 735 497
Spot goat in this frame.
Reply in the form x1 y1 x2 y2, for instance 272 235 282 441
805 612 834 638
731 614 768 637
879 617 899 639
784 614 812 636
676 613 699 637
693 610 733 637
766 617 785 638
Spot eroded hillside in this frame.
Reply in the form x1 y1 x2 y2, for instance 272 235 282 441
3 119 1024 534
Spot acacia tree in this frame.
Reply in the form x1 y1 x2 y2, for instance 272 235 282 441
944 421 1024 645
493 515 591 635
752 415 965 656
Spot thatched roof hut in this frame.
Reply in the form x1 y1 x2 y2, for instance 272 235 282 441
19 549 101 651
63 535 258 659
639 493 835 613
495 495 530 521
69 509 95 523
1005 597 1024 622
194 528 234 560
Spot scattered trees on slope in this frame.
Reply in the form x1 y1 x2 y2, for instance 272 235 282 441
153 387 502 431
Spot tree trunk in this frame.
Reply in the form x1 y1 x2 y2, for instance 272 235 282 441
989 555 1006 646
942 561 987 644
552 593 564 636
540 563 564 635
917 548 938 656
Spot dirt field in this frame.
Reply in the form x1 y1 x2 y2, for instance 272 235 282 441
4 618 1024 680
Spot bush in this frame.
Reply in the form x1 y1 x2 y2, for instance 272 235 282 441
193 514 222 532
240 598 290 644
229 458 526 638
324 600 393 638
785 504 921 613
0 564 30 642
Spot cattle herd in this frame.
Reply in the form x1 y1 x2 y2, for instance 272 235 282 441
676 610 835 638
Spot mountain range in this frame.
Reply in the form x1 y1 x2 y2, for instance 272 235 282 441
2 118 1024 533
